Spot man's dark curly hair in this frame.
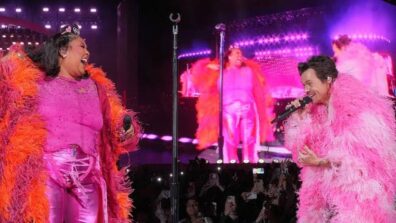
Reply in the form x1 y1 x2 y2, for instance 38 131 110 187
297 55 338 82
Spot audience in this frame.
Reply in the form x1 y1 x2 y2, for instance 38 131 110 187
179 197 213 223
130 159 299 223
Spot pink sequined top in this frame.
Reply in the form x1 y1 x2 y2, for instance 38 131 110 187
222 66 254 105
38 75 103 156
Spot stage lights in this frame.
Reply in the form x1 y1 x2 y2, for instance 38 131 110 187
141 133 199 144
233 32 309 48
254 46 316 59
139 132 292 163
161 135 173 141
333 33 391 43
0 5 101 43
179 137 192 143
146 134 158 140
178 50 212 59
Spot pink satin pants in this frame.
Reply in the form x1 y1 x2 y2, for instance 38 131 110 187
44 146 103 223
223 101 257 163
46 179 100 223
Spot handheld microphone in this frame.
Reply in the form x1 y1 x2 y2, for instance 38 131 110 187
271 96 312 123
123 115 132 131
215 23 226 31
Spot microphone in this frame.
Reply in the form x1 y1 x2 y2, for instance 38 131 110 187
271 96 312 123
215 23 226 31
123 115 132 131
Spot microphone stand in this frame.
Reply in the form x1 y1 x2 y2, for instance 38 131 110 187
169 12 181 223
216 23 226 162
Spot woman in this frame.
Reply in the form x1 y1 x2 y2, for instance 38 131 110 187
0 24 140 222
191 47 273 163
284 55 396 222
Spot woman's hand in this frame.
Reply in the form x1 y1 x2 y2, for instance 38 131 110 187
119 126 135 146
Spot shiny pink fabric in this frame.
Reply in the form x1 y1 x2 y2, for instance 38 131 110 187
46 180 102 223
222 66 257 163
38 76 106 223
223 102 256 163
44 147 101 223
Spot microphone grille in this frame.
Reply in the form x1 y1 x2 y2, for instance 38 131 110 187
123 115 132 131
302 96 313 105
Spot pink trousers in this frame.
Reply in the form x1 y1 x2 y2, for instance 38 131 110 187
46 179 100 223
44 145 107 223
223 101 257 163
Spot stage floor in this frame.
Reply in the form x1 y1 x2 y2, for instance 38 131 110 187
120 142 292 166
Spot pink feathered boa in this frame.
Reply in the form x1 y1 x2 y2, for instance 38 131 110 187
285 74 396 222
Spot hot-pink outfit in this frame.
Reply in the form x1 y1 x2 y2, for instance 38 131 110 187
284 74 396 222
222 66 257 162
39 76 107 223
189 59 273 164
0 47 139 222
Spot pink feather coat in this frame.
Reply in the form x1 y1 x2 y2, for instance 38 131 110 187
284 74 396 222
